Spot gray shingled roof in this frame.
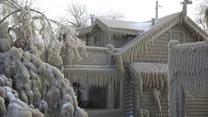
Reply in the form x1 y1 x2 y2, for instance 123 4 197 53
98 18 151 32
76 18 152 35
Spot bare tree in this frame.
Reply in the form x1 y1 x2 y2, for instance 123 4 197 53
64 1 89 28
98 10 125 20
62 2 125 28
195 0 208 31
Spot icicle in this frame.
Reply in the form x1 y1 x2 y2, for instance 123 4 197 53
153 88 162 115
64 66 121 87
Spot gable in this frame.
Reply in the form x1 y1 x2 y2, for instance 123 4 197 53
134 24 199 63
77 18 151 38
113 12 208 74
113 13 181 69
170 24 198 43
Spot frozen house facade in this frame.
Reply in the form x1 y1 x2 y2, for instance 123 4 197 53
62 8 208 117
76 18 151 47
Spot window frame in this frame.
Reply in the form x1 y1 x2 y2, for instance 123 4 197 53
170 29 186 43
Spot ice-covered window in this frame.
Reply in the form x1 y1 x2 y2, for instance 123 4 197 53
170 30 186 43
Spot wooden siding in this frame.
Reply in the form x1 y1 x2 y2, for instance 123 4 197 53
185 95 208 117
171 24 198 43
140 88 168 117
98 29 106 47
112 34 127 47
86 34 94 46
135 24 198 63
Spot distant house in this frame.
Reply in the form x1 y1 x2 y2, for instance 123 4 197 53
76 18 152 47
63 12 208 117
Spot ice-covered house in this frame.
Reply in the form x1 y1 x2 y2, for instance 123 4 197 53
62 9 208 117
76 18 151 47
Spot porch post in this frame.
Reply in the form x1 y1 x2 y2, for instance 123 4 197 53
178 84 185 117
133 82 139 117
120 78 123 110
107 32 112 45
133 72 142 117
106 83 114 109
169 81 179 117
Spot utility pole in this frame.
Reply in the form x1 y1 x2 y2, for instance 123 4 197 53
155 1 158 20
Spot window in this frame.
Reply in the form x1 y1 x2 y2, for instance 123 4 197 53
170 30 186 43
93 35 97 45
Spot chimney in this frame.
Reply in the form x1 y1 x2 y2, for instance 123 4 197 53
152 18 156 25
90 14 95 24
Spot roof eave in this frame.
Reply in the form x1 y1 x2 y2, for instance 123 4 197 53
184 17 208 41
109 28 143 35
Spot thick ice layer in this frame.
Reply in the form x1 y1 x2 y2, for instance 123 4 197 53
0 47 88 117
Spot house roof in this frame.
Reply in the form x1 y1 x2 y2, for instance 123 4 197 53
76 18 152 35
113 12 208 67
98 18 151 32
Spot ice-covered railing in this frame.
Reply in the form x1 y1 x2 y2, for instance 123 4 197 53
62 46 115 66
62 45 122 87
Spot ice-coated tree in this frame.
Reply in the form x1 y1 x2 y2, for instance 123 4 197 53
0 0 87 117
195 0 208 31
